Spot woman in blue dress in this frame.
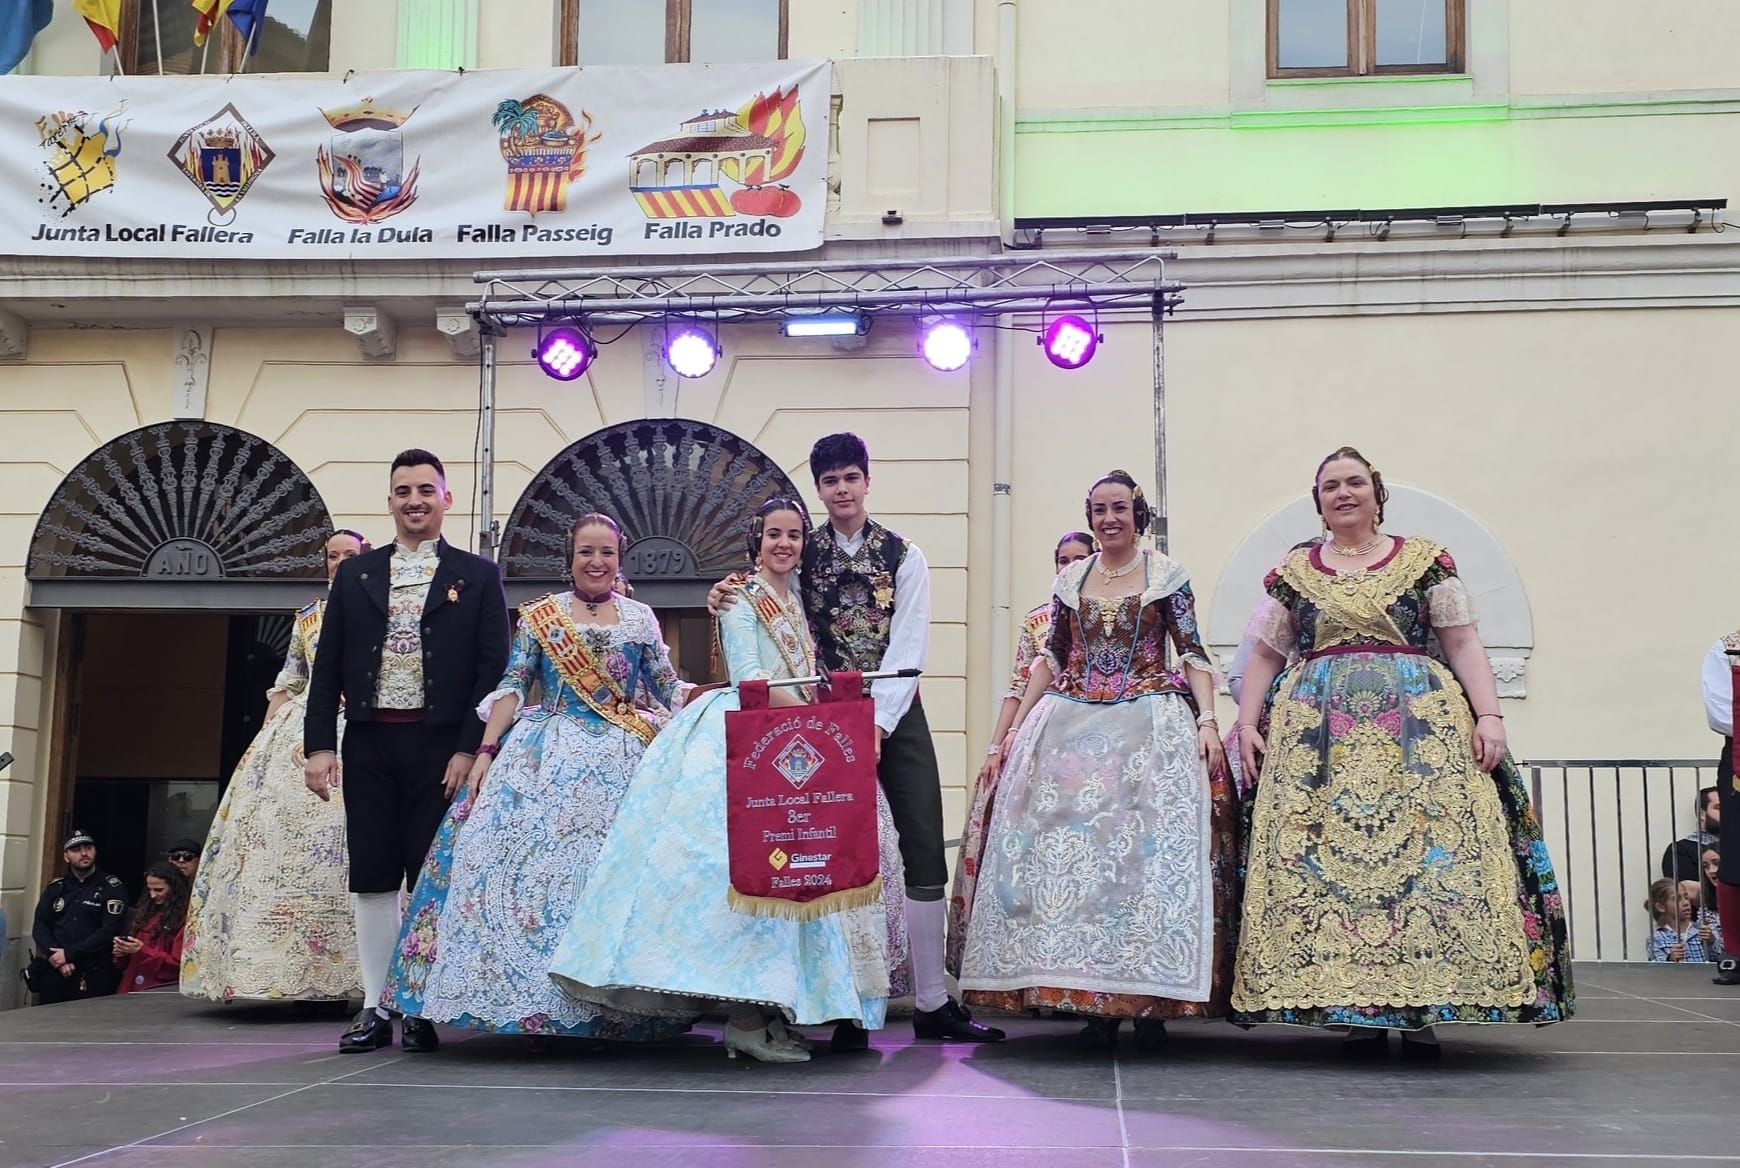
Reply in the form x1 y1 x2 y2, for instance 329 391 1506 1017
382 513 683 1043
550 497 906 1063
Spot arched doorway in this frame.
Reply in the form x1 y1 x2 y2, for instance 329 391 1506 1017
26 421 336 887
500 418 806 681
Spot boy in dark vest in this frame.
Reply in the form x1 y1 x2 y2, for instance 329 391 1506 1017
715 433 1004 1045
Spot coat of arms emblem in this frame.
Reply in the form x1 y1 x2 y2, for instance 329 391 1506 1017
315 100 421 224
491 94 600 216
168 103 274 222
36 107 124 217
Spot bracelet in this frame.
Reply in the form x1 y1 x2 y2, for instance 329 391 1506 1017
477 742 501 759
1235 723 1261 735
984 744 1002 757
1195 711 1219 727
1476 713 1503 722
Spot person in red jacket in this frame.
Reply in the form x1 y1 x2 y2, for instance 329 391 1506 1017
114 862 189 994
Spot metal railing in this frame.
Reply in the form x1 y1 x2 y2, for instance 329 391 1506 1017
1525 759 1720 962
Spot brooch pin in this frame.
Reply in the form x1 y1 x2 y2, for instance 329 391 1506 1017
447 582 463 603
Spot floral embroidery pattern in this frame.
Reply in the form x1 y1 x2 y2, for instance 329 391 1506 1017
182 602 360 1002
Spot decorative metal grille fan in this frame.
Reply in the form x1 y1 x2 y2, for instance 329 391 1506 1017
27 421 333 581
500 419 805 583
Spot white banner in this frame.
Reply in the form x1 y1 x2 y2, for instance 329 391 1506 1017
0 61 829 259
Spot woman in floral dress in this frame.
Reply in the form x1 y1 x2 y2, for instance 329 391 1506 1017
947 530 1094 979
1232 447 1573 1055
382 513 683 1043
181 530 368 1002
550 497 909 1063
960 472 1234 1051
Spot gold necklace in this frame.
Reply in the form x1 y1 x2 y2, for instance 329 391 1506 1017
1328 532 1384 557
1097 553 1141 582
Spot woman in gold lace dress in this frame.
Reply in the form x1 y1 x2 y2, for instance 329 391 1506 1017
1231 447 1573 1055
959 472 1233 1052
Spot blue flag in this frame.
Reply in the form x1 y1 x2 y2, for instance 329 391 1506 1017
0 0 54 75
226 0 270 55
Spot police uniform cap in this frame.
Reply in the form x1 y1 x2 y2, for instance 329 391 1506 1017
63 829 95 850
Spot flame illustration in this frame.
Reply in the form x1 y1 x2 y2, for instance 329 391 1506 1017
725 86 804 185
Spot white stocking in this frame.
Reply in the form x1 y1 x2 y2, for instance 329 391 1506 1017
906 896 949 1013
352 891 401 1019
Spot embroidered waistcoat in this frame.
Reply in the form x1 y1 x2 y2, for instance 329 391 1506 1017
802 518 906 674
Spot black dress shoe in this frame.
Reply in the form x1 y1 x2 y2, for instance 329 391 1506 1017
1340 1028 1389 1058
1133 1019 1168 1053
913 1000 1005 1042
400 1016 440 1053
1078 1017 1121 1049
1399 1032 1442 1062
338 1009 392 1054
831 1021 871 1052
1713 956 1739 986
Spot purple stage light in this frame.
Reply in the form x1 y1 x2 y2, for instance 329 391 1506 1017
666 326 719 379
534 327 595 381
1041 315 1099 369
920 319 973 372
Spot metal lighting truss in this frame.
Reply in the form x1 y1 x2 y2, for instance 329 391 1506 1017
466 250 1183 557
469 249 1183 327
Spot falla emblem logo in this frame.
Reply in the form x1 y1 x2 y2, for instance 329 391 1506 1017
168 103 275 224
316 99 422 224
36 107 125 217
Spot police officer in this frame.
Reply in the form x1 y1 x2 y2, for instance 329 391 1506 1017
29 830 128 1004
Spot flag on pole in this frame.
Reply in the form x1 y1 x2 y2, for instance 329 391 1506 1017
72 0 124 53
0 0 54 74
225 0 269 55
191 0 232 47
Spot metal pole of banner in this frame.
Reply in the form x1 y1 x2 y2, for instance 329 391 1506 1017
150 0 165 74
238 17 261 74
477 329 498 561
200 37 212 75
757 669 921 691
1150 285 1168 554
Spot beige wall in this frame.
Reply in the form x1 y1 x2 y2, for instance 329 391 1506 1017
1003 304 1740 760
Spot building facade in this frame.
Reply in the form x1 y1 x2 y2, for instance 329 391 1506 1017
2 1 1738 997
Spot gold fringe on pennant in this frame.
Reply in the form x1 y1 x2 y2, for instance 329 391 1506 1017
727 875 884 922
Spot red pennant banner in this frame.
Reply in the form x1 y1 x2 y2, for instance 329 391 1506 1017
725 672 882 920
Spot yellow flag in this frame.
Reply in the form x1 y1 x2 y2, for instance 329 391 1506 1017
71 0 123 52
191 0 233 47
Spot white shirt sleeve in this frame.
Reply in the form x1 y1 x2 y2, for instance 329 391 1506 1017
872 541 931 734
1702 639 1733 736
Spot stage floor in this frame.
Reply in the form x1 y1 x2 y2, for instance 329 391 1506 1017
0 962 1734 1168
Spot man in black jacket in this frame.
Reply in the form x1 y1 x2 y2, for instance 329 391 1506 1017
30 830 127 1004
305 449 509 1053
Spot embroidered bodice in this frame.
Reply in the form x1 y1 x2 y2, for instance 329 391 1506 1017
494 595 679 723
269 598 325 699
1042 551 1212 704
720 577 816 697
1254 537 1475 658
1005 602 1052 700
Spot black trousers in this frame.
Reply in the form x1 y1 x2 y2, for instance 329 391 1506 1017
340 720 456 895
34 960 116 1004
877 698 947 898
